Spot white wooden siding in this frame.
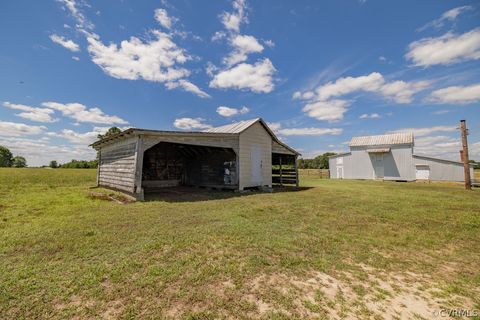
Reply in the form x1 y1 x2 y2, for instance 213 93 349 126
238 122 272 189
413 156 473 182
272 141 296 155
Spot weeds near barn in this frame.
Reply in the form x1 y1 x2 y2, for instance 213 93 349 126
0 168 479 319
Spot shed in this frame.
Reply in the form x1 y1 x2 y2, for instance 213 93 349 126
91 118 300 199
329 132 474 182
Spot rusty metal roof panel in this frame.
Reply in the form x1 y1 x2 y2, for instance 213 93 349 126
350 133 413 147
203 118 260 134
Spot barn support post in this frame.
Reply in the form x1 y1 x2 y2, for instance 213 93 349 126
279 156 283 186
295 156 299 187
236 150 242 191
96 150 101 187
133 135 145 200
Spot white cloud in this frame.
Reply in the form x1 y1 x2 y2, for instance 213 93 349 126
209 0 276 93
58 0 94 30
211 31 227 42
173 118 212 130
86 30 209 98
417 6 472 32
3 102 58 123
315 72 385 101
432 109 450 115
295 72 431 122
359 113 380 119
311 72 430 103
220 0 246 33
72 56 80 61
380 80 431 103
388 125 457 137
216 105 249 117
413 135 465 161
48 126 111 144
41 102 128 125
277 127 343 136
87 31 189 82
49 34 80 52
406 28 480 67
0 136 97 167
209 58 275 93
293 91 314 100
57 2 207 98
0 121 46 137
264 39 275 48
302 100 351 122
427 83 480 104
154 8 175 29
266 122 281 132
166 79 211 98
224 34 264 66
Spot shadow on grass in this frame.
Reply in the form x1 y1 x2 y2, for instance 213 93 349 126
143 186 313 202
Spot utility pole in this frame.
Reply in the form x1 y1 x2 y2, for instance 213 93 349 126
460 120 471 190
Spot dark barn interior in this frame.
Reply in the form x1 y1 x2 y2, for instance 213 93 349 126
142 142 237 192
272 153 297 186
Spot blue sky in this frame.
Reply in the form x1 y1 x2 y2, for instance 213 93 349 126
1 0 479 166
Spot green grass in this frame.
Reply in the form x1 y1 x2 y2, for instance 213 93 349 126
0 168 479 319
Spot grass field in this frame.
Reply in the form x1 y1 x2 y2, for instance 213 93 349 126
1 168 479 319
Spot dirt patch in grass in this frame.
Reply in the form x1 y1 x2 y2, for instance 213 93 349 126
240 265 475 319
88 191 135 204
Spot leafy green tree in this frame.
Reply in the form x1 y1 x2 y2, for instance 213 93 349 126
60 159 97 169
12 156 27 168
49 160 58 168
0 146 13 167
298 152 337 169
97 127 122 140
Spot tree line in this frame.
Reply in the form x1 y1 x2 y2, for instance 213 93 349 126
298 152 337 169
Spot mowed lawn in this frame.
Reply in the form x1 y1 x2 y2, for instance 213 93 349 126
0 168 479 319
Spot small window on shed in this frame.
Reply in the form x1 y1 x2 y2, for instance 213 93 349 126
337 157 343 165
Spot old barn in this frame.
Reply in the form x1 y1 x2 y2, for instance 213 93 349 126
91 118 299 199
329 132 474 182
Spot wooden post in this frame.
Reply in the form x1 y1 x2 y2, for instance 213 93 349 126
460 120 471 190
96 150 101 187
279 156 283 186
295 156 299 187
133 135 145 200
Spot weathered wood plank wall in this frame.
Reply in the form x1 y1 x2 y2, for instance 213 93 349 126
98 137 137 193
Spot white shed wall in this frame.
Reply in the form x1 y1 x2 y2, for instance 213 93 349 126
239 122 272 189
413 156 474 182
329 145 415 181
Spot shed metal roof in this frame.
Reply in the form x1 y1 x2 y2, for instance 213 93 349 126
349 132 413 147
204 118 260 134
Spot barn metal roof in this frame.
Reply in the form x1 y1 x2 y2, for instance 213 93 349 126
205 118 299 155
349 132 413 147
203 118 260 134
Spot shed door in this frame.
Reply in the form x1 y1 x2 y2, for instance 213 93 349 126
415 165 430 180
336 167 343 179
373 154 384 179
250 144 262 184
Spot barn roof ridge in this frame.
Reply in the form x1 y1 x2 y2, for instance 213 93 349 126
349 132 414 147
